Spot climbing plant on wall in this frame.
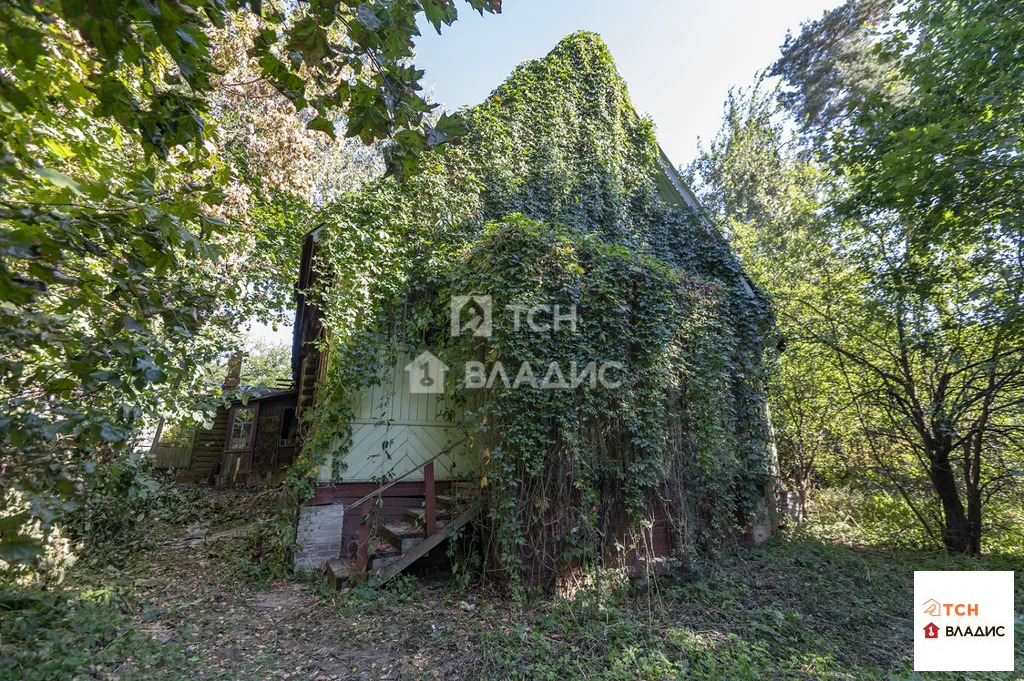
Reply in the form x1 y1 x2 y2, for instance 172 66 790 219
295 33 777 588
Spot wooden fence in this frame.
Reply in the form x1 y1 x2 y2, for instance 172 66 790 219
152 444 192 469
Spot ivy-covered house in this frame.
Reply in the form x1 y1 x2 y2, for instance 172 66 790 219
203 33 778 588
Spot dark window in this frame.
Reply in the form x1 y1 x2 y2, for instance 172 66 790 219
280 408 296 444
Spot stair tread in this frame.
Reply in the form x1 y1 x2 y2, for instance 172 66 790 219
381 523 424 539
369 507 478 589
326 558 353 590
405 507 453 521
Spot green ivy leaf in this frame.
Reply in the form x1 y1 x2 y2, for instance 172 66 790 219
306 114 336 137
422 0 458 34
357 4 381 30
425 112 468 146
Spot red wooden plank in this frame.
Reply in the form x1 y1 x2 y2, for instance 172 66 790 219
353 499 371 575
424 462 436 536
310 481 462 555
304 480 462 504
308 486 335 505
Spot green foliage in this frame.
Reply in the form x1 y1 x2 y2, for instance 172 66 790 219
0 0 499 180
696 1 1024 555
771 0 899 139
0 0 494 573
5 499 1022 680
807 488 941 549
61 468 251 573
60 453 164 550
471 532 1024 680
789 0 1024 250
296 33 776 589
435 217 770 582
0 584 184 680
690 81 863 522
776 0 1024 554
240 340 292 388
196 334 293 389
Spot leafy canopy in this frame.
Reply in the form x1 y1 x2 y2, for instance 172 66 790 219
755 0 1024 553
0 0 497 570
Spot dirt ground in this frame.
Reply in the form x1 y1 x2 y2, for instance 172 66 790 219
115 519 495 680
49 487 1020 681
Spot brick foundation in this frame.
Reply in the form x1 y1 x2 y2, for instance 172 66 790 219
293 503 344 573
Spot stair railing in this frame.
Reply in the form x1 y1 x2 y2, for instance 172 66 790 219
345 438 466 575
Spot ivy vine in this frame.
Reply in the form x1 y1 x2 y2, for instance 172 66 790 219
288 32 776 588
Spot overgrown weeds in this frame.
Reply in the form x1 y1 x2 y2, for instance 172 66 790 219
465 532 1023 680
0 583 185 680
1 488 1021 681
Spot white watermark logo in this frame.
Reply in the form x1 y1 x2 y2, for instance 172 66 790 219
404 351 449 394
464 360 623 389
506 304 578 333
450 295 492 337
451 295 579 337
406 297 623 394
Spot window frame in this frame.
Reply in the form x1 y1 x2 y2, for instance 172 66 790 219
226 404 258 452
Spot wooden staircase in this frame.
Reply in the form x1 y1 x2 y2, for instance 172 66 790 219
327 460 477 590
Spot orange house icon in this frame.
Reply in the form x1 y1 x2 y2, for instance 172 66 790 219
924 622 939 639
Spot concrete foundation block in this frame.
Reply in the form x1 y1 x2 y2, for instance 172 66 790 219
294 503 344 573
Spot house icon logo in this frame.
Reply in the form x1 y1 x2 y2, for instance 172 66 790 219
922 598 942 616
451 295 492 337
923 622 939 639
405 351 449 394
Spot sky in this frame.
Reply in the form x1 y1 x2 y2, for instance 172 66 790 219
414 0 843 168
252 0 843 346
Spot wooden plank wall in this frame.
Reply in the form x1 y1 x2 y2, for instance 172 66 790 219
307 483 673 567
253 399 285 472
320 353 473 484
187 408 230 480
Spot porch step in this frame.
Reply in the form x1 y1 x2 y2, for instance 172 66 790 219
326 558 353 590
435 494 467 508
327 550 406 590
370 549 403 572
380 523 425 551
405 507 453 525
369 507 479 589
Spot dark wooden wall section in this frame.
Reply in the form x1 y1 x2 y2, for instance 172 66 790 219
306 483 673 570
182 407 230 482
292 228 326 426
253 399 284 472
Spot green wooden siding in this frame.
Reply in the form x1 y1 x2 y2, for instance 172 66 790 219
318 353 474 483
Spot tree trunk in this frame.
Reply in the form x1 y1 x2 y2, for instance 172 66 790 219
929 452 974 554
965 485 982 555
964 436 984 555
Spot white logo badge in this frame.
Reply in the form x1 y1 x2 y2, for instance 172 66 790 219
451 295 492 337
914 571 1014 671
404 351 449 394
